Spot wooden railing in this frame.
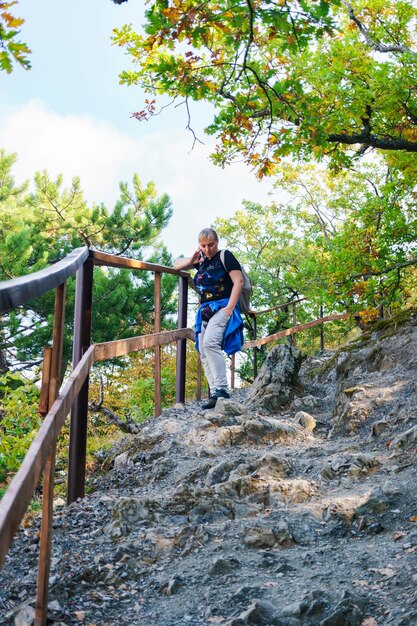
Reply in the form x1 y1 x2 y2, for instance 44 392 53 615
0 247 197 625
0 247 353 625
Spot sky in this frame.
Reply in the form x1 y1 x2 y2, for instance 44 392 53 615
0 0 276 259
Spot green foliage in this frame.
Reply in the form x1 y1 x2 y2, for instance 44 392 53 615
217 157 417 314
0 150 176 369
215 156 417 367
127 363 177 420
90 343 201 426
114 0 417 174
0 155 173 279
0 1 31 73
0 150 184 495
0 372 41 485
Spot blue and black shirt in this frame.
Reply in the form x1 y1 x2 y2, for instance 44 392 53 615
193 250 242 303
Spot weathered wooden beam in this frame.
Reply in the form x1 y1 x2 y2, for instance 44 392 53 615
0 346 95 568
39 347 52 417
92 250 189 277
94 328 194 362
35 282 66 626
91 250 197 292
154 272 162 417
35 447 56 626
48 283 66 407
243 313 351 349
68 257 94 504
175 277 188 405
0 247 89 315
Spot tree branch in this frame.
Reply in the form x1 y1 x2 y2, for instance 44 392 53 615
89 373 142 434
345 2 414 54
236 0 255 82
184 97 205 151
341 257 417 284
92 405 142 434
327 133 417 151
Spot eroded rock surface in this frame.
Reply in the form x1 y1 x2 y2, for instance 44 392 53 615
246 344 302 413
1 315 417 625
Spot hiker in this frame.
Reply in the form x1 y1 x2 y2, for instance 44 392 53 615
174 227 244 409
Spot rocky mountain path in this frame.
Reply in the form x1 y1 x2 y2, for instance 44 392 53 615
1 315 417 626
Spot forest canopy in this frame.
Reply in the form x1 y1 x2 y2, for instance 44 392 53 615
0 150 176 373
214 157 417 320
113 0 417 175
2 0 417 490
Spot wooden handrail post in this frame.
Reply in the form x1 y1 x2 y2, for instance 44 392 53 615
39 347 52 417
292 303 297 347
35 282 66 626
231 354 235 390
35 451 55 626
68 255 93 504
253 315 258 379
175 276 188 405
320 304 325 353
196 352 202 401
48 284 67 407
154 272 162 417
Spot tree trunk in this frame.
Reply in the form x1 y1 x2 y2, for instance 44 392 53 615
0 349 8 374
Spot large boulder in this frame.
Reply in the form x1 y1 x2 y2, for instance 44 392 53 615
246 344 302 413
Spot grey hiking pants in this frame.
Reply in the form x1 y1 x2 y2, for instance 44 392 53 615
199 308 230 392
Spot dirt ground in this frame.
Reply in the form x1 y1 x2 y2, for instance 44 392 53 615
1 314 417 625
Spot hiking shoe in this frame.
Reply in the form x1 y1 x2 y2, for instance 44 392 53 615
201 388 230 410
212 388 230 400
201 396 217 410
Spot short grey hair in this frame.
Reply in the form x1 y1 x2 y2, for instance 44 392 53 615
198 228 219 242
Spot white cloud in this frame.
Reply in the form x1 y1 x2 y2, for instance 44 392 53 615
0 99 138 202
0 99 276 257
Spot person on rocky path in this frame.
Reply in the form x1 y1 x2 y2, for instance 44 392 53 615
174 227 244 409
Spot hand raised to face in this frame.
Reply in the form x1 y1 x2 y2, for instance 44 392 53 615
198 237 219 260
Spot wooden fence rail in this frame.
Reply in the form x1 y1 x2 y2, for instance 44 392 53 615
94 328 195 361
0 247 197 625
0 345 95 567
243 312 351 349
0 246 353 625
0 247 90 315
244 298 306 378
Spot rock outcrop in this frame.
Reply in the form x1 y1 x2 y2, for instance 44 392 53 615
246 344 302 413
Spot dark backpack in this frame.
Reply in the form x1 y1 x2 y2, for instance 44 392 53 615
220 249 252 314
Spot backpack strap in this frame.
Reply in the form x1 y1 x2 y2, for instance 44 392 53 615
219 249 226 270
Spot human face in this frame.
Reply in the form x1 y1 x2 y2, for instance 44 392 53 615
199 237 219 259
